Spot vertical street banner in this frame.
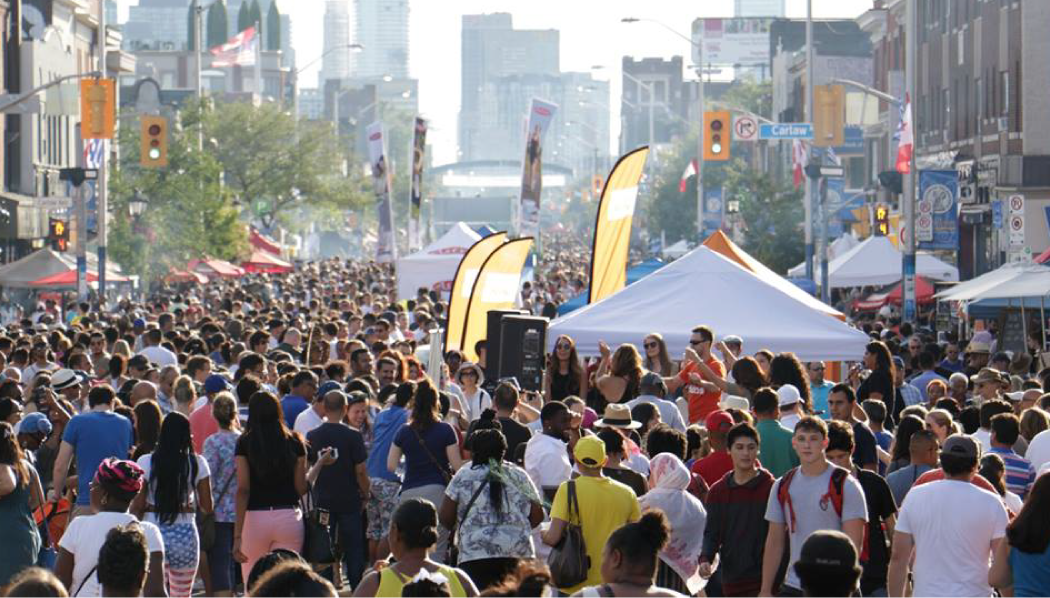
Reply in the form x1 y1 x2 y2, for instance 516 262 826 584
367 122 396 262
917 170 959 251
461 237 534 362
518 99 558 237
701 188 725 237
445 232 508 352
588 147 650 304
409 117 428 251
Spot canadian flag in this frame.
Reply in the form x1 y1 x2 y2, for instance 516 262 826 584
792 139 808 189
896 93 913 174
211 27 257 68
679 159 698 193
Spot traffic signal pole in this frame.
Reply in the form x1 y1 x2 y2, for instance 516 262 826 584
902 0 918 323
97 0 108 307
804 0 815 282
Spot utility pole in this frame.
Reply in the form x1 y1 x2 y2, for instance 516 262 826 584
902 0 918 323
96 0 109 305
696 53 705 239
195 0 205 151
804 0 815 282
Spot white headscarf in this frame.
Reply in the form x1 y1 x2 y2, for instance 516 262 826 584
638 453 708 594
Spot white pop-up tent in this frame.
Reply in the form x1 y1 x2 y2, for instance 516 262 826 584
549 246 870 362
396 222 482 300
788 236 958 288
662 239 690 259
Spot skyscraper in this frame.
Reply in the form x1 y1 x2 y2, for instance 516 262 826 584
322 0 352 86
352 0 409 79
734 0 785 17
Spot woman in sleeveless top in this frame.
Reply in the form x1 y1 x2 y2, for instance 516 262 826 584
0 422 42 587
596 343 644 407
353 498 478 597
545 335 588 403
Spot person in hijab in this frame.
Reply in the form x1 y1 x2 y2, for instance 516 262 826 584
637 453 707 595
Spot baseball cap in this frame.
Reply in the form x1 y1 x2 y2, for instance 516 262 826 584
705 410 734 433
777 384 801 407
1005 391 1025 403
133 318 146 328
722 335 743 346
204 374 232 394
719 395 750 411
574 435 607 468
794 530 861 578
15 412 52 436
51 369 86 391
318 380 342 399
941 434 979 460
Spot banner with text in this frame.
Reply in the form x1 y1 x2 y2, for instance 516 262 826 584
445 232 508 353
461 237 533 362
410 117 428 251
589 147 649 304
917 170 959 251
518 99 558 237
367 122 396 262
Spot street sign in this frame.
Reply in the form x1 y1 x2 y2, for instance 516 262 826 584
35 196 73 210
819 165 845 178
1009 193 1024 213
733 115 758 142
759 123 814 140
1009 213 1025 246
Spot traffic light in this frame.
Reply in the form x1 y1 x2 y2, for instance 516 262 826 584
878 171 903 195
874 204 890 237
49 218 69 252
592 175 603 197
703 111 731 161
140 116 169 168
80 79 116 140
813 85 845 148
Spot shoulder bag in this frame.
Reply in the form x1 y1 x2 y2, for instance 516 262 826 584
197 464 236 552
547 480 589 589
301 490 336 565
410 424 454 485
448 476 489 566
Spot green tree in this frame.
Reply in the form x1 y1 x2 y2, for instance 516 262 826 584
237 1 251 32
206 0 228 48
266 0 281 51
722 76 773 119
723 160 804 274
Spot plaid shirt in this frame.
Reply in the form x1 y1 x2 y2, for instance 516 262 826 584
898 383 923 407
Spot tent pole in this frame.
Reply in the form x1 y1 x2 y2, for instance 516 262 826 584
1041 295 1047 354
1022 299 1028 355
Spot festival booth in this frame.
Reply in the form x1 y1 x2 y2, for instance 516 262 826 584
854 277 937 311
189 258 245 279
164 269 208 284
549 246 870 362
787 235 958 287
661 239 690 259
0 249 126 289
249 227 282 255
241 250 293 274
29 269 131 289
396 222 481 301
557 259 666 316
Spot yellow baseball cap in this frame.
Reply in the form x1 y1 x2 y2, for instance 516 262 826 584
575 435 607 468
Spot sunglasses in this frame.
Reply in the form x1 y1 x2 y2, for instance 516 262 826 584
556 343 572 350
644 342 659 350
810 367 825 372
689 339 706 346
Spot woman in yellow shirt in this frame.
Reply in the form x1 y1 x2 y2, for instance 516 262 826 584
353 498 478 597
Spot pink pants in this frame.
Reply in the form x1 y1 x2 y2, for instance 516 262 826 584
240 508 304 583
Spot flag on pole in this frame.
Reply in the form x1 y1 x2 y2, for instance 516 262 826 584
896 93 913 174
679 159 698 193
792 139 808 189
210 27 257 67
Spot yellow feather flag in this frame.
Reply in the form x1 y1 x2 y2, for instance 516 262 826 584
460 237 534 362
588 147 650 304
445 232 508 352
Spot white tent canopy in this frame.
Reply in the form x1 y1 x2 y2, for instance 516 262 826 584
396 222 482 301
788 236 958 288
662 240 690 259
935 261 1045 302
829 232 859 260
549 246 870 362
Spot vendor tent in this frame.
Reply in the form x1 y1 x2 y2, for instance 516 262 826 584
0 249 125 288
396 222 482 301
661 239 690 259
854 277 937 311
165 269 208 284
549 246 870 362
241 250 293 274
935 261 1043 302
30 269 130 288
249 227 282 255
190 258 245 278
788 236 958 288
702 231 843 319
557 259 666 316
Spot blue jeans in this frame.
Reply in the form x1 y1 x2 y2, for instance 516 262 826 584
207 522 236 592
329 511 366 589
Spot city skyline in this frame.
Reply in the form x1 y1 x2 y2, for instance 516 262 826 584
115 0 874 164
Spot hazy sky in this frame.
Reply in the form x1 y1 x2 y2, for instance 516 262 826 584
119 0 876 163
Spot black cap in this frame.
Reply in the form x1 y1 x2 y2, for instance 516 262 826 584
796 530 860 571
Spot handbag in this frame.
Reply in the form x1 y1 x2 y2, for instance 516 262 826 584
197 465 236 552
410 425 453 484
547 480 589 589
300 491 335 565
448 478 489 567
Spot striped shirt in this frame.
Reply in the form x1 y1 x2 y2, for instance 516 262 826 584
989 447 1036 499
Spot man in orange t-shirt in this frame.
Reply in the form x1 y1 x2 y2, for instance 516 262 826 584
666 325 726 424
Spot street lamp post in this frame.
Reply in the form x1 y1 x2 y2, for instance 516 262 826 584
804 0 815 283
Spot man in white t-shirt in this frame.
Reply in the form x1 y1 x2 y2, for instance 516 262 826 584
888 434 1008 597
523 401 573 503
1027 427 1050 473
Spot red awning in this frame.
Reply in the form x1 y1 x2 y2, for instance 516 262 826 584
241 250 293 274
854 277 936 311
165 269 208 284
1036 247 1050 264
249 227 282 255
30 269 130 287
189 258 245 278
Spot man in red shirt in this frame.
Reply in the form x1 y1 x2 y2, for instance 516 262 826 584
692 410 735 487
666 325 726 424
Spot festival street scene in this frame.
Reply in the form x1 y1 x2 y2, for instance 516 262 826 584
0 0 1046 596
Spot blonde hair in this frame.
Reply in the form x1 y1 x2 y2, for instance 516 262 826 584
172 375 196 407
211 392 238 430
1019 407 1050 443
112 340 132 358
927 408 960 435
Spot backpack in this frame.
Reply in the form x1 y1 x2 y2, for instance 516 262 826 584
776 466 870 561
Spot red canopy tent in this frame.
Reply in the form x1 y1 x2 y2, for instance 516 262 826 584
854 276 936 311
30 270 130 287
164 269 208 284
1035 247 1050 264
189 258 245 278
249 228 282 255
241 250 293 274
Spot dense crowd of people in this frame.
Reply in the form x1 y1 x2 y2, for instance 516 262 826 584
0 253 1046 598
